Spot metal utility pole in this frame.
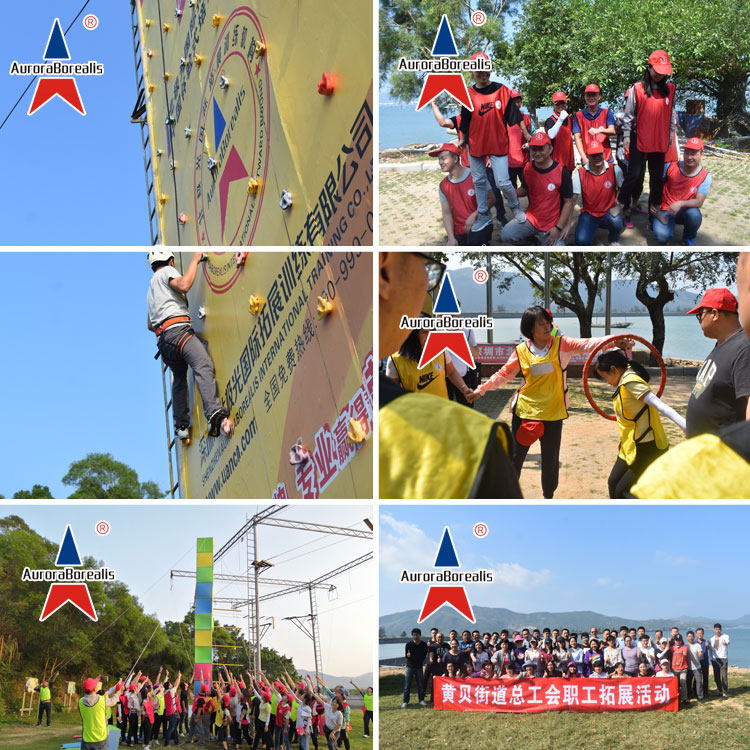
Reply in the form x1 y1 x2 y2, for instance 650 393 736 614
485 252 493 343
544 254 551 310
253 522 260 673
605 254 613 336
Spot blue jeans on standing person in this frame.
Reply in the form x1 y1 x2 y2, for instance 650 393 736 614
165 712 180 746
652 207 703 244
575 210 624 244
402 666 425 705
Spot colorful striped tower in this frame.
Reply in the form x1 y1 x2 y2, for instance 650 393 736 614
194 537 214 695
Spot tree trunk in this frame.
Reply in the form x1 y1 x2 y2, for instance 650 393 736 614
634 276 674 363
715 73 750 128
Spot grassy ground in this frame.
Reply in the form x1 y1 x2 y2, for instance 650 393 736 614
379 153 750 246
0 712 373 750
379 671 750 750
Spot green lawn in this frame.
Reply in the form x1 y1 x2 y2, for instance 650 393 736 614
379 672 750 750
1 711 372 750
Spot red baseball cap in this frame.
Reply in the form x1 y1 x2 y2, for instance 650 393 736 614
471 52 490 62
584 84 600 93
509 89 522 99
551 91 567 103
648 50 673 75
586 141 605 154
428 143 461 158
516 420 545 447
529 132 551 147
684 137 704 151
686 288 738 315
83 678 99 692
129 684 138 692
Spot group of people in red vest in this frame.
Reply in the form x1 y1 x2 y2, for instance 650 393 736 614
429 49 712 246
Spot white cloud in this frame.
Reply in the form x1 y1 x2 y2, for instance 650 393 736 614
492 562 552 588
654 550 698 566
595 577 624 589
379 513 436 575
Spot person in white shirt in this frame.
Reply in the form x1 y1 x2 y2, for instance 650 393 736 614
655 659 673 677
711 623 730 697
637 634 656 671
685 631 705 702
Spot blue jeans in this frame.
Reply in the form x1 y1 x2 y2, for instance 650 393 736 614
402 665 425 704
468 153 519 216
575 210 624 244
652 207 702 243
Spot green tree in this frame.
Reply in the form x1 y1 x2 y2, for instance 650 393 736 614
612 252 739 360
63 453 164 499
380 0 513 102
13 484 54 499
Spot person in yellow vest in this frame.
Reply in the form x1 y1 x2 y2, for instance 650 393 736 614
152 680 167 744
348 681 373 739
385 318 474 401
630 251 750 498
594 350 686 497
379 251 522 499
35 671 59 727
79 677 122 750
471 305 633 498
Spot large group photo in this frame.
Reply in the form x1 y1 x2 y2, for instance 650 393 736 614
378 250 750 499
378 507 750 750
379 0 750 246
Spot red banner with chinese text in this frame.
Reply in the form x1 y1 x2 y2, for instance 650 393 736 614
433 676 678 713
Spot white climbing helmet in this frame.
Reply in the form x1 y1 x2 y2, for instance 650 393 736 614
147 250 175 266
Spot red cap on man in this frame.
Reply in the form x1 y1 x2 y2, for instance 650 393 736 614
427 143 461 158
648 50 673 75
686 288 738 315
83 678 99 693
586 141 605 155
509 89 522 99
584 84 600 93
529 132 551 147
552 91 567 103
471 52 490 62
684 137 704 151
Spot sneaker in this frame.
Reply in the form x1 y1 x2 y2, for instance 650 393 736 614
419 700 427 707
207 407 230 437
145 746 151 750
624 214 634 228
363 735 369 739
608 241 621 246
631 204 647 215
175 426 190 440
681 238 696 246
512 205 527 223
471 211 492 232
400 702 407 709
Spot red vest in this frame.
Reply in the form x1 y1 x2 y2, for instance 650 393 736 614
633 81 675 153
665 127 678 163
661 162 708 210
120 695 129 717
508 114 531 168
575 108 613 162
578 164 618 217
165 690 174 716
467 85 511 157
523 161 566 231
143 699 155 724
549 114 574 171
440 171 479 236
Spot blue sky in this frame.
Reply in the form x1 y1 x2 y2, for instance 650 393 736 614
1 2 151 244
380 505 750 621
0 251 167 497
5 505 374 676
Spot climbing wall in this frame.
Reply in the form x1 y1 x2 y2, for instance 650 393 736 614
134 1 373 246
175 251 373 499
194 537 214 694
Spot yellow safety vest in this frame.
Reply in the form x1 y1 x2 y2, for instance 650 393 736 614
630 426 750 499
379 392 519 499
79 695 108 743
40 686 51 702
613 369 668 465
514 337 567 421
391 353 449 398
157 693 165 715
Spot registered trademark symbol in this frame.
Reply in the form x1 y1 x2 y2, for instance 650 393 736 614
473 523 488 538
83 15 99 30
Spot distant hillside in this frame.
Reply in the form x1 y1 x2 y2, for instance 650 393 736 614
380 606 749 636
448 267 702 315
297 668 373 689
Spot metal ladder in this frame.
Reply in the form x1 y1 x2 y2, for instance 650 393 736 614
159 360 181 498
309 584 323 677
130 0 160 245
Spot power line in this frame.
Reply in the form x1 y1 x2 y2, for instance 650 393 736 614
0 0 92 132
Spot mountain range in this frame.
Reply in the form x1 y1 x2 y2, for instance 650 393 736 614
380 607 750 636
448 267 703 315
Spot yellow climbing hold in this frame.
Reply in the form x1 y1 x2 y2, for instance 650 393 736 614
248 295 264 316
255 41 267 57
346 418 366 444
247 177 261 196
212 14 223 27
317 295 333 320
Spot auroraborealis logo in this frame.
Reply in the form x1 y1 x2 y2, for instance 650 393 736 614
399 271 493 370
400 527 493 624
22 525 115 622
398 15 490 112
9 18 103 116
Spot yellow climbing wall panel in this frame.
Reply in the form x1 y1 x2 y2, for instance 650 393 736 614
175 251 373 499
135 1 373 246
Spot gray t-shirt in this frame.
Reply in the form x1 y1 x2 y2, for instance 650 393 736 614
148 266 190 328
